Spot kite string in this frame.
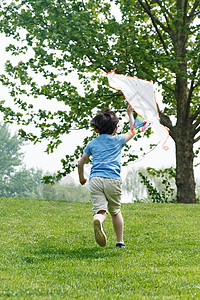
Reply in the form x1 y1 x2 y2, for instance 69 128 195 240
125 141 161 165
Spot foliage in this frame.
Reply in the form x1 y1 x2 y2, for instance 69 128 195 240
0 198 200 298
123 166 176 202
139 167 176 203
8 167 43 198
139 171 164 202
0 0 200 202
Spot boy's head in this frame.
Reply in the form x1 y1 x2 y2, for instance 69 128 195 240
90 109 119 135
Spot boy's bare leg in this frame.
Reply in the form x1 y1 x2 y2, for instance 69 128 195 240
93 210 107 247
111 211 124 243
93 210 107 223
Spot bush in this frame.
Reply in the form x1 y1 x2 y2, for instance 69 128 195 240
36 183 90 202
139 167 176 203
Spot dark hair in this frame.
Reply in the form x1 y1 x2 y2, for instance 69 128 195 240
90 109 119 134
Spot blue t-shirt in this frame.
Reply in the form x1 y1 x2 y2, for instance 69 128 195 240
84 134 126 180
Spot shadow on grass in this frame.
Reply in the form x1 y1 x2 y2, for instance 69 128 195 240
22 243 122 264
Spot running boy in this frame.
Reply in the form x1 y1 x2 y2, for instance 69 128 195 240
78 106 135 248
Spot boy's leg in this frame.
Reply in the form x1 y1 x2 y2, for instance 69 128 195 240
93 210 107 247
89 178 108 247
93 210 107 223
111 211 124 244
104 179 125 247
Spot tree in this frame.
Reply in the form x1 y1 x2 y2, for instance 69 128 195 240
0 0 199 203
0 123 43 198
0 123 23 196
8 168 43 198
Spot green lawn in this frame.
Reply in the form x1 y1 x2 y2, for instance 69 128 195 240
0 198 200 299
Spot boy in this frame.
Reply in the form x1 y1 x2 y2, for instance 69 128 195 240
78 106 135 248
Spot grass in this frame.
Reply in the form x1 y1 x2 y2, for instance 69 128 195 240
0 198 200 299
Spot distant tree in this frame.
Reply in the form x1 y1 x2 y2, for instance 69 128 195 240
8 168 43 198
196 178 200 201
0 123 43 198
0 123 23 196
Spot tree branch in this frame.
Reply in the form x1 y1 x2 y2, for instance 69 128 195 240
187 78 195 105
190 106 200 123
81 0 86 9
194 134 200 143
194 77 200 89
187 0 200 22
137 0 171 56
187 62 199 104
183 0 189 23
193 121 200 142
144 0 171 32
158 106 176 140
154 0 174 21
141 69 175 93
193 116 200 131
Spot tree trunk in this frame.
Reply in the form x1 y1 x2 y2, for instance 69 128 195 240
174 75 196 203
172 12 196 203
175 122 196 203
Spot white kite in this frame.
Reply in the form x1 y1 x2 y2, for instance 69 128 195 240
106 69 169 149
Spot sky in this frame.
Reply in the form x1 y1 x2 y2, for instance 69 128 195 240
0 30 199 186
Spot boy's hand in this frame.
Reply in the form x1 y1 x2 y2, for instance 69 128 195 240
127 105 133 115
80 178 87 185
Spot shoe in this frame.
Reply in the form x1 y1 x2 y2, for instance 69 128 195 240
116 242 126 248
93 219 107 247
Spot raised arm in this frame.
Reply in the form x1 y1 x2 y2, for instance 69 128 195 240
125 105 136 143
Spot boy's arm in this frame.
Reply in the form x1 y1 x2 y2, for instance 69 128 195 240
77 152 90 185
125 105 136 143
127 105 134 129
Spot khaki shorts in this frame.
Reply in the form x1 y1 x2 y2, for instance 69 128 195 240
89 177 122 215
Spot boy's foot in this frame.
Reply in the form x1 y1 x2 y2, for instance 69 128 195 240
116 242 126 248
93 219 107 247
